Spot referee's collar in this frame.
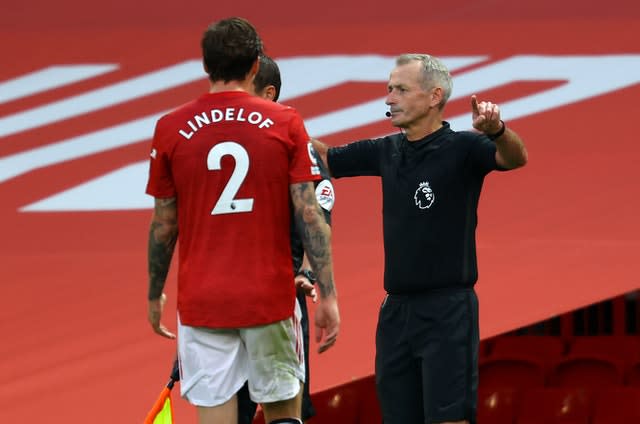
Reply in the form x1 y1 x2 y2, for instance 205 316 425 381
404 121 451 150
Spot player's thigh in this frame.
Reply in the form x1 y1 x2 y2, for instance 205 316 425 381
236 382 258 424
242 300 305 405
177 318 248 407
196 396 238 424
261 384 303 423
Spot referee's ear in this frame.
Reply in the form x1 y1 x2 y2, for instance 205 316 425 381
430 86 445 110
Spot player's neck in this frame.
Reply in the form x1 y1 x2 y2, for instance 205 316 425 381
209 78 253 95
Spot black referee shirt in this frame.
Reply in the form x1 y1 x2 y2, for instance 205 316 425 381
328 122 499 294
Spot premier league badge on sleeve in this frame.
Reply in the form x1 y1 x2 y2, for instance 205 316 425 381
414 181 435 209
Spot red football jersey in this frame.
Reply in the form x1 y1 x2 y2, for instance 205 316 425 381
146 91 320 328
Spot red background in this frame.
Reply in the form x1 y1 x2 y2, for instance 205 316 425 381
1 0 639 422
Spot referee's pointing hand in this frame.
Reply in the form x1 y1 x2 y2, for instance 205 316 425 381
471 94 502 135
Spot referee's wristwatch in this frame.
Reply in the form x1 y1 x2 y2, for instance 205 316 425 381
296 269 317 284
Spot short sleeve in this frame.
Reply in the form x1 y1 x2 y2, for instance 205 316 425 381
145 117 177 198
466 132 500 176
287 111 320 184
327 138 383 178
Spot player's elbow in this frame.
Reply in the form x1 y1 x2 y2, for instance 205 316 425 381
151 219 178 244
302 204 324 226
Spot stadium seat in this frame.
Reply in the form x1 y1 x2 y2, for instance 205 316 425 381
567 335 640 369
592 386 640 423
479 357 546 390
353 375 382 424
516 387 590 424
477 387 519 424
548 355 624 391
479 339 491 360
488 335 566 372
490 335 566 360
626 361 640 386
309 384 360 423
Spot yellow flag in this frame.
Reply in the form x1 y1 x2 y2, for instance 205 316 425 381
153 396 173 424
145 387 173 424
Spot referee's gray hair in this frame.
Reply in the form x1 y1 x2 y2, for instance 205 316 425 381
396 53 453 108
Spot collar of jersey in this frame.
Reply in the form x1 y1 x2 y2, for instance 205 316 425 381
405 121 451 151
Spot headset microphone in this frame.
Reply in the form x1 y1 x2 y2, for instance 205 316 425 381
385 111 391 117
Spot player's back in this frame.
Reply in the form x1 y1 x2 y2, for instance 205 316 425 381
147 90 317 328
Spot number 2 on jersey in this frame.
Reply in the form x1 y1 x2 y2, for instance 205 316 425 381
207 141 254 215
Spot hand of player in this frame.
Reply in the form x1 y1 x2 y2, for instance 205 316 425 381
471 94 502 135
147 293 176 339
314 296 340 353
295 275 317 303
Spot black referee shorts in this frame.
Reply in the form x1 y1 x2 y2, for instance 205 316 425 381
375 288 479 424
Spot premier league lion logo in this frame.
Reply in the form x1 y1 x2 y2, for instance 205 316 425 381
414 181 435 209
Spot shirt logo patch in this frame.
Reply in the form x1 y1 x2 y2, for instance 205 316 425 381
150 148 157 159
414 181 435 209
315 179 335 211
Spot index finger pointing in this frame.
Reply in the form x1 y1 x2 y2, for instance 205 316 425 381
471 95 479 114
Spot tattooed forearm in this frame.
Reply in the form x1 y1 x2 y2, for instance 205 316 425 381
147 197 178 300
290 182 336 298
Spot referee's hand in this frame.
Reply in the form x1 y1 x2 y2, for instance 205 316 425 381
315 296 340 353
471 94 502 135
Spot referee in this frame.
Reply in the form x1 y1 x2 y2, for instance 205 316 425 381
313 53 527 424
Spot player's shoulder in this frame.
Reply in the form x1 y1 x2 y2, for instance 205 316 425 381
250 96 301 117
157 97 202 126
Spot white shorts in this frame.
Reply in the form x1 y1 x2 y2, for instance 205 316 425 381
177 300 305 407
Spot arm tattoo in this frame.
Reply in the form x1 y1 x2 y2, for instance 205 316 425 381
290 182 336 298
147 198 178 300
